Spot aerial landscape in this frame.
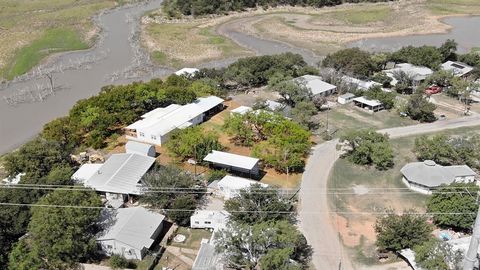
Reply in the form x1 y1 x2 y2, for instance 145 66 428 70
1 0 480 269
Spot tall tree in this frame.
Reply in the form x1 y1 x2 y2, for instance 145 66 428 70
406 93 437 122
413 238 463 270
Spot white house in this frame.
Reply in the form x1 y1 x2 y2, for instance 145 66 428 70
337 93 356 104
175 67 200 77
385 63 433 86
190 210 229 230
441 61 474 77
400 160 477 194
97 207 165 260
83 153 155 207
352 96 384 113
217 175 268 199
125 140 156 157
203 150 260 177
293 75 337 96
342 75 381 90
125 96 224 145
230 105 252 115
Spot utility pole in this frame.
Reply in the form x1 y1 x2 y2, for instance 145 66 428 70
464 205 480 270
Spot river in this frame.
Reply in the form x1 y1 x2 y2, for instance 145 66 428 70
349 16 480 53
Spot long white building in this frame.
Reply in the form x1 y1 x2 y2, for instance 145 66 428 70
125 96 224 145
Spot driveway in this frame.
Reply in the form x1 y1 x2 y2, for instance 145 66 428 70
298 115 480 270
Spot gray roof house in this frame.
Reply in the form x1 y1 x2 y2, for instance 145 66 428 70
125 140 156 157
85 153 156 195
97 207 165 260
293 75 337 96
400 160 476 194
441 61 474 77
203 151 260 177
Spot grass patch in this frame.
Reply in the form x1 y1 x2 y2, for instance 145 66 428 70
145 22 251 67
169 227 212 249
426 0 480 15
2 27 88 79
322 6 392 25
136 255 163 270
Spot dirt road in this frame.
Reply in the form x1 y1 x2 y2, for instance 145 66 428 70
298 115 480 270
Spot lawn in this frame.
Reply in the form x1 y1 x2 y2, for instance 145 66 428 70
0 0 123 79
143 22 251 68
169 227 212 250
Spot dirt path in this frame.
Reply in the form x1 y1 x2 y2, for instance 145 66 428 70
299 115 480 270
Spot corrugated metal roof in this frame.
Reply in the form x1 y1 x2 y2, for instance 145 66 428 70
353 96 382 107
400 160 476 187
97 207 165 250
86 153 155 195
217 175 267 190
125 141 155 156
72 164 103 183
203 151 259 170
231 106 252 115
294 75 336 95
441 61 474 77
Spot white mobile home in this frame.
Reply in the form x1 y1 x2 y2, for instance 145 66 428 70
190 210 230 230
125 96 224 145
217 175 268 199
203 150 260 177
97 207 165 260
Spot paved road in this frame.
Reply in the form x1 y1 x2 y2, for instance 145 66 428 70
298 115 480 270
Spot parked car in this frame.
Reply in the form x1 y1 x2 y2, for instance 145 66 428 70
425 85 442 95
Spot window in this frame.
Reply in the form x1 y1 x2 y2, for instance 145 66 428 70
151 135 157 140
205 221 211 224
195 221 199 224
139 132 145 137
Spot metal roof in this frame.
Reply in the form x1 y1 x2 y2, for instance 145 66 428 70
400 160 476 187
231 106 252 115
86 153 155 195
217 175 268 190
353 96 382 107
385 63 433 81
125 141 155 156
203 151 259 170
97 207 165 250
441 61 474 77
72 164 103 184
342 75 381 90
294 75 337 95
126 96 224 136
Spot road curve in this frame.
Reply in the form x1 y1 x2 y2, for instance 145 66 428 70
298 115 480 270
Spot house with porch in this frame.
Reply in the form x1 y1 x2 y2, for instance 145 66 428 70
203 150 260 178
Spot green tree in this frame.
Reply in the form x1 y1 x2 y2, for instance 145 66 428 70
41 117 80 151
290 101 318 129
413 238 463 270
166 126 223 161
110 255 132 269
389 45 443 69
140 166 204 225
215 220 311 269
225 184 294 225
375 211 433 251
260 248 301 270
439 39 458 62
274 80 311 107
427 183 479 232
340 129 394 170
322 48 378 78
364 85 396 109
414 135 459 165
8 190 102 270
406 93 437 122
371 72 392 88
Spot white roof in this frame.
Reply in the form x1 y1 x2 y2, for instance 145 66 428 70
2 173 25 185
85 153 155 195
231 106 252 115
97 207 165 250
441 61 474 77
353 96 382 107
192 210 230 220
175 67 199 76
72 164 103 183
385 63 433 81
218 175 268 190
294 75 337 95
265 100 283 111
401 160 476 187
126 96 224 136
203 151 259 170
342 75 381 90
125 141 154 156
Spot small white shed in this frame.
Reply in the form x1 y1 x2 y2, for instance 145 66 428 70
125 141 156 157
337 93 356 104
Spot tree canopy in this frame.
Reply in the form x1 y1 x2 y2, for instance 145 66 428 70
322 48 380 79
225 184 294 225
8 190 102 270
340 129 394 170
413 238 463 270
140 165 204 225
215 220 311 270
427 183 479 232
406 93 437 123
166 126 223 161
375 211 433 251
